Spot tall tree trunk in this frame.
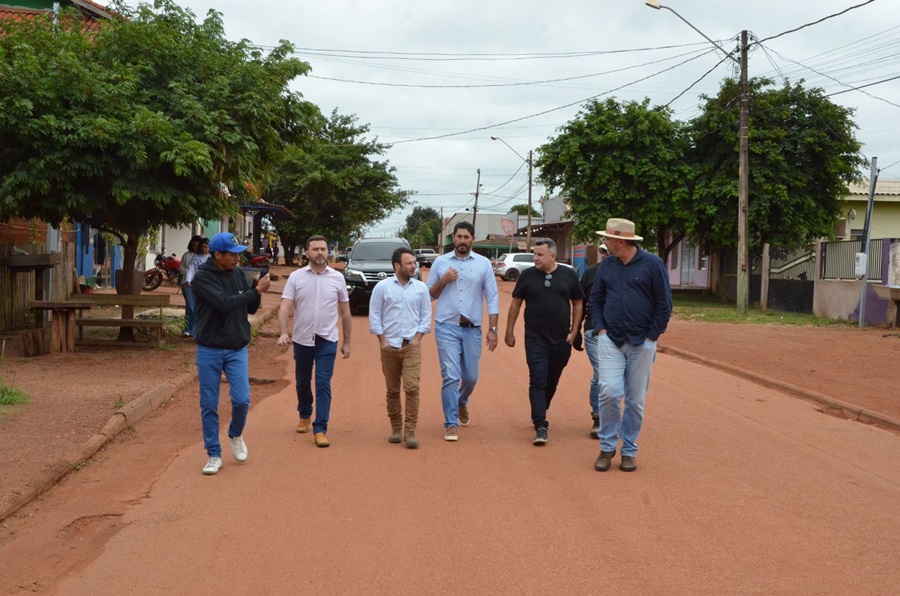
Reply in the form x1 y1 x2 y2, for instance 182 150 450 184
116 233 141 341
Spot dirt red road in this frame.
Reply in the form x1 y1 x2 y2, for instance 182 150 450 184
2 280 900 593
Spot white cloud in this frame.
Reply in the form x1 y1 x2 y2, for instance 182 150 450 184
126 0 900 235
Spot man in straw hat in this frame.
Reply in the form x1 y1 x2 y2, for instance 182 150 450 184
588 218 671 472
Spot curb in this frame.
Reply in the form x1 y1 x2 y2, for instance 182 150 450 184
658 344 900 433
0 302 281 524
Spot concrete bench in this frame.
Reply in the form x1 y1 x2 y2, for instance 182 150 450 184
74 294 172 346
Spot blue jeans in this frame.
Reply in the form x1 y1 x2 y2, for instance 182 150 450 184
434 322 482 428
182 283 195 335
293 337 338 434
583 330 601 417
595 333 658 457
525 340 572 430
196 345 250 458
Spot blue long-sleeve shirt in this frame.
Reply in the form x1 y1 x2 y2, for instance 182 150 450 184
590 248 672 346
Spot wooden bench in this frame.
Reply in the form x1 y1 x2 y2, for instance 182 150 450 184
25 300 94 356
74 294 172 346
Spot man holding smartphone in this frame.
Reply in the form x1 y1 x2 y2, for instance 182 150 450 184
192 232 270 475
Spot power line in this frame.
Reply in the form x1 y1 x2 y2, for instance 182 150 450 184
754 0 877 44
277 41 712 62
665 52 736 107
825 72 900 97
388 48 717 145
759 44 900 109
307 47 710 89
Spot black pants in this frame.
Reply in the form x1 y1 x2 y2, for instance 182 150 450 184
525 340 572 429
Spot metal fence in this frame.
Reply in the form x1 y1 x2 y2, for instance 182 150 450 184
819 239 883 281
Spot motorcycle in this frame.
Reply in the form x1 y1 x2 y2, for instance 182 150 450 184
143 253 182 291
240 250 271 268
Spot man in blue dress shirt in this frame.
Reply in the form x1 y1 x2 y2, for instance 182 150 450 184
426 221 500 441
590 218 672 472
369 248 432 448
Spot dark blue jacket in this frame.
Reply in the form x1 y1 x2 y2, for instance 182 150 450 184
193 260 262 349
590 248 672 346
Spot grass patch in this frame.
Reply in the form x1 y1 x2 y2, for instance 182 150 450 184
0 383 28 406
672 294 854 327
0 340 29 406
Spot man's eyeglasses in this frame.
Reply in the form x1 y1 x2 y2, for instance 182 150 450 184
544 273 552 288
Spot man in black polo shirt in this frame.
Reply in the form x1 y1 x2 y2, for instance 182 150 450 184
589 218 672 472
505 239 583 445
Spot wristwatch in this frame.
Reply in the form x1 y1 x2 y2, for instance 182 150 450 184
489 326 499 334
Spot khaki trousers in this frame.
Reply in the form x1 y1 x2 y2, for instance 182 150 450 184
380 343 422 432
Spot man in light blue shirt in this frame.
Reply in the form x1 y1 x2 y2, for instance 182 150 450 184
426 221 500 441
369 248 432 448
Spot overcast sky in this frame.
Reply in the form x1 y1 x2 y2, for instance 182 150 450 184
136 0 900 236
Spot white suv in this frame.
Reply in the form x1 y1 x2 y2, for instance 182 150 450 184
492 253 535 281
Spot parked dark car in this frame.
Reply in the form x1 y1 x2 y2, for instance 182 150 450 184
344 238 420 312
413 248 437 268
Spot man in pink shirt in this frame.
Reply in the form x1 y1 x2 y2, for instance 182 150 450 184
278 235 352 448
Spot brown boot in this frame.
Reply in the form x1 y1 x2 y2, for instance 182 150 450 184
296 418 312 433
314 432 330 448
404 429 419 449
594 449 616 472
389 429 402 444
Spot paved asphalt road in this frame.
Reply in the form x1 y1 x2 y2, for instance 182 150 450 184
5 281 900 593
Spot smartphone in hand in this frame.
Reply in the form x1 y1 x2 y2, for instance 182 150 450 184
259 265 269 277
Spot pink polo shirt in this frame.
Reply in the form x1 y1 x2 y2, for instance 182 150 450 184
282 265 349 347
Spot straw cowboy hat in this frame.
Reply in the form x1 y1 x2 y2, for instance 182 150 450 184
596 218 643 242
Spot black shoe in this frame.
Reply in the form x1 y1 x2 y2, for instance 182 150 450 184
533 428 548 445
620 455 637 472
594 450 616 471
590 414 600 439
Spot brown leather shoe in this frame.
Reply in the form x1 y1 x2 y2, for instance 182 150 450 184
314 432 330 448
459 405 470 426
590 413 600 439
296 418 312 433
594 450 616 472
620 455 637 472
404 429 419 449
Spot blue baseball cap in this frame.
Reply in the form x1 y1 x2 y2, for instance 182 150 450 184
208 232 248 253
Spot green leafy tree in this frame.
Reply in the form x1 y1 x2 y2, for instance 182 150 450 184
689 78 865 251
268 110 411 263
402 206 441 248
0 1 315 337
536 98 692 260
509 203 540 217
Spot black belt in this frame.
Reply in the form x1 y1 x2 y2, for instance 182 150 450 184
401 338 411 346
459 317 476 328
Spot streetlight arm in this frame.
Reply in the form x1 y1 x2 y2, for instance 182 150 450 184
645 1 738 64
490 136 528 164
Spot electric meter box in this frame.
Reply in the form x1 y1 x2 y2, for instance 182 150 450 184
855 252 867 278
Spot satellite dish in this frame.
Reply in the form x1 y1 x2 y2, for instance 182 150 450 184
848 209 857 221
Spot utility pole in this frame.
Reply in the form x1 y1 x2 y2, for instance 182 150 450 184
737 29 750 315
526 150 533 251
858 157 878 328
472 168 481 236
439 207 444 252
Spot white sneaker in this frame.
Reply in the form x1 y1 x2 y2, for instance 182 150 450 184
202 456 223 475
230 436 248 462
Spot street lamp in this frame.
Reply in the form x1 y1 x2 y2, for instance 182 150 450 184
646 0 750 315
490 136 534 250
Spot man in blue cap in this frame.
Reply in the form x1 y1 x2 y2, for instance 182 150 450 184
192 232 270 475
